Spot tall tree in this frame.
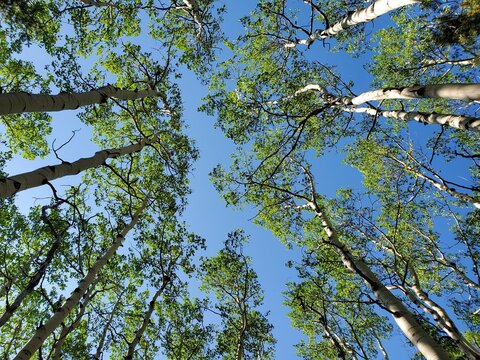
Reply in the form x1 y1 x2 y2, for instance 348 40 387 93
14 196 149 360
0 133 160 198
199 230 276 360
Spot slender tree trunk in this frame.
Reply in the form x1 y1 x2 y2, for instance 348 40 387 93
0 85 160 115
389 156 480 209
182 0 203 35
80 0 110 6
235 331 245 360
421 58 477 67
14 198 149 360
344 83 480 105
267 83 480 130
0 217 62 327
0 134 157 198
340 106 480 130
94 293 124 359
408 282 480 359
374 334 389 360
391 248 480 359
285 0 418 47
124 278 169 359
52 283 97 360
323 327 349 359
406 260 480 358
308 202 452 360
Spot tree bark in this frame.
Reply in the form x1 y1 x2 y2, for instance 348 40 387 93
308 203 452 360
421 58 476 67
124 278 169 359
320 0 419 38
182 0 203 35
0 232 60 327
345 84 480 105
52 282 97 360
0 134 158 198
388 244 480 359
94 293 124 359
285 0 418 47
14 198 149 360
0 85 160 115
389 156 480 209
267 83 480 130
408 282 480 359
340 107 480 130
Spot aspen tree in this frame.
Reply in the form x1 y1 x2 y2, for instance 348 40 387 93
0 86 161 116
14 198 149 360
0 134 159 198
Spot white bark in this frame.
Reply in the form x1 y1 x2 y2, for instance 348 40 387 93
375 335 389 360
389 156 480 209
52 283 97 360
390 244 480 359
94 294 124 359
0 85 160 115
265 83 480 130
321 0 419 37
347 84 480 105
308 203 452 360
285 0 418 47
0 135 158 198
340 107 480 130
182 0 203 35
274 82 480 107
421 58 477 67
409 282 480 359
79 0 110 6
14 198 149 360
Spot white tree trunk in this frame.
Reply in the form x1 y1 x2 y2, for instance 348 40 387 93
285 0 418 47
94 294 124 359
0 135 157 198
309 203 452 360
14 198 149 360
389 156 480 209
347 84 480 105
409 283 480 359
182 0 203 35
340 107 480 130
421 58 476 67
321 0 419 37
0 85 160 115
52 283 97 360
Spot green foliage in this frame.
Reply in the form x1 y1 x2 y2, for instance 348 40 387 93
433 0 480 49
199 230 276 359
0 0 479 358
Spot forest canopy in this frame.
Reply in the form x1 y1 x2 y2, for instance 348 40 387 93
0 0 479 359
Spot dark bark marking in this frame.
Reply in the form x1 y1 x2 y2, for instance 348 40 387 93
416 87 426 96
